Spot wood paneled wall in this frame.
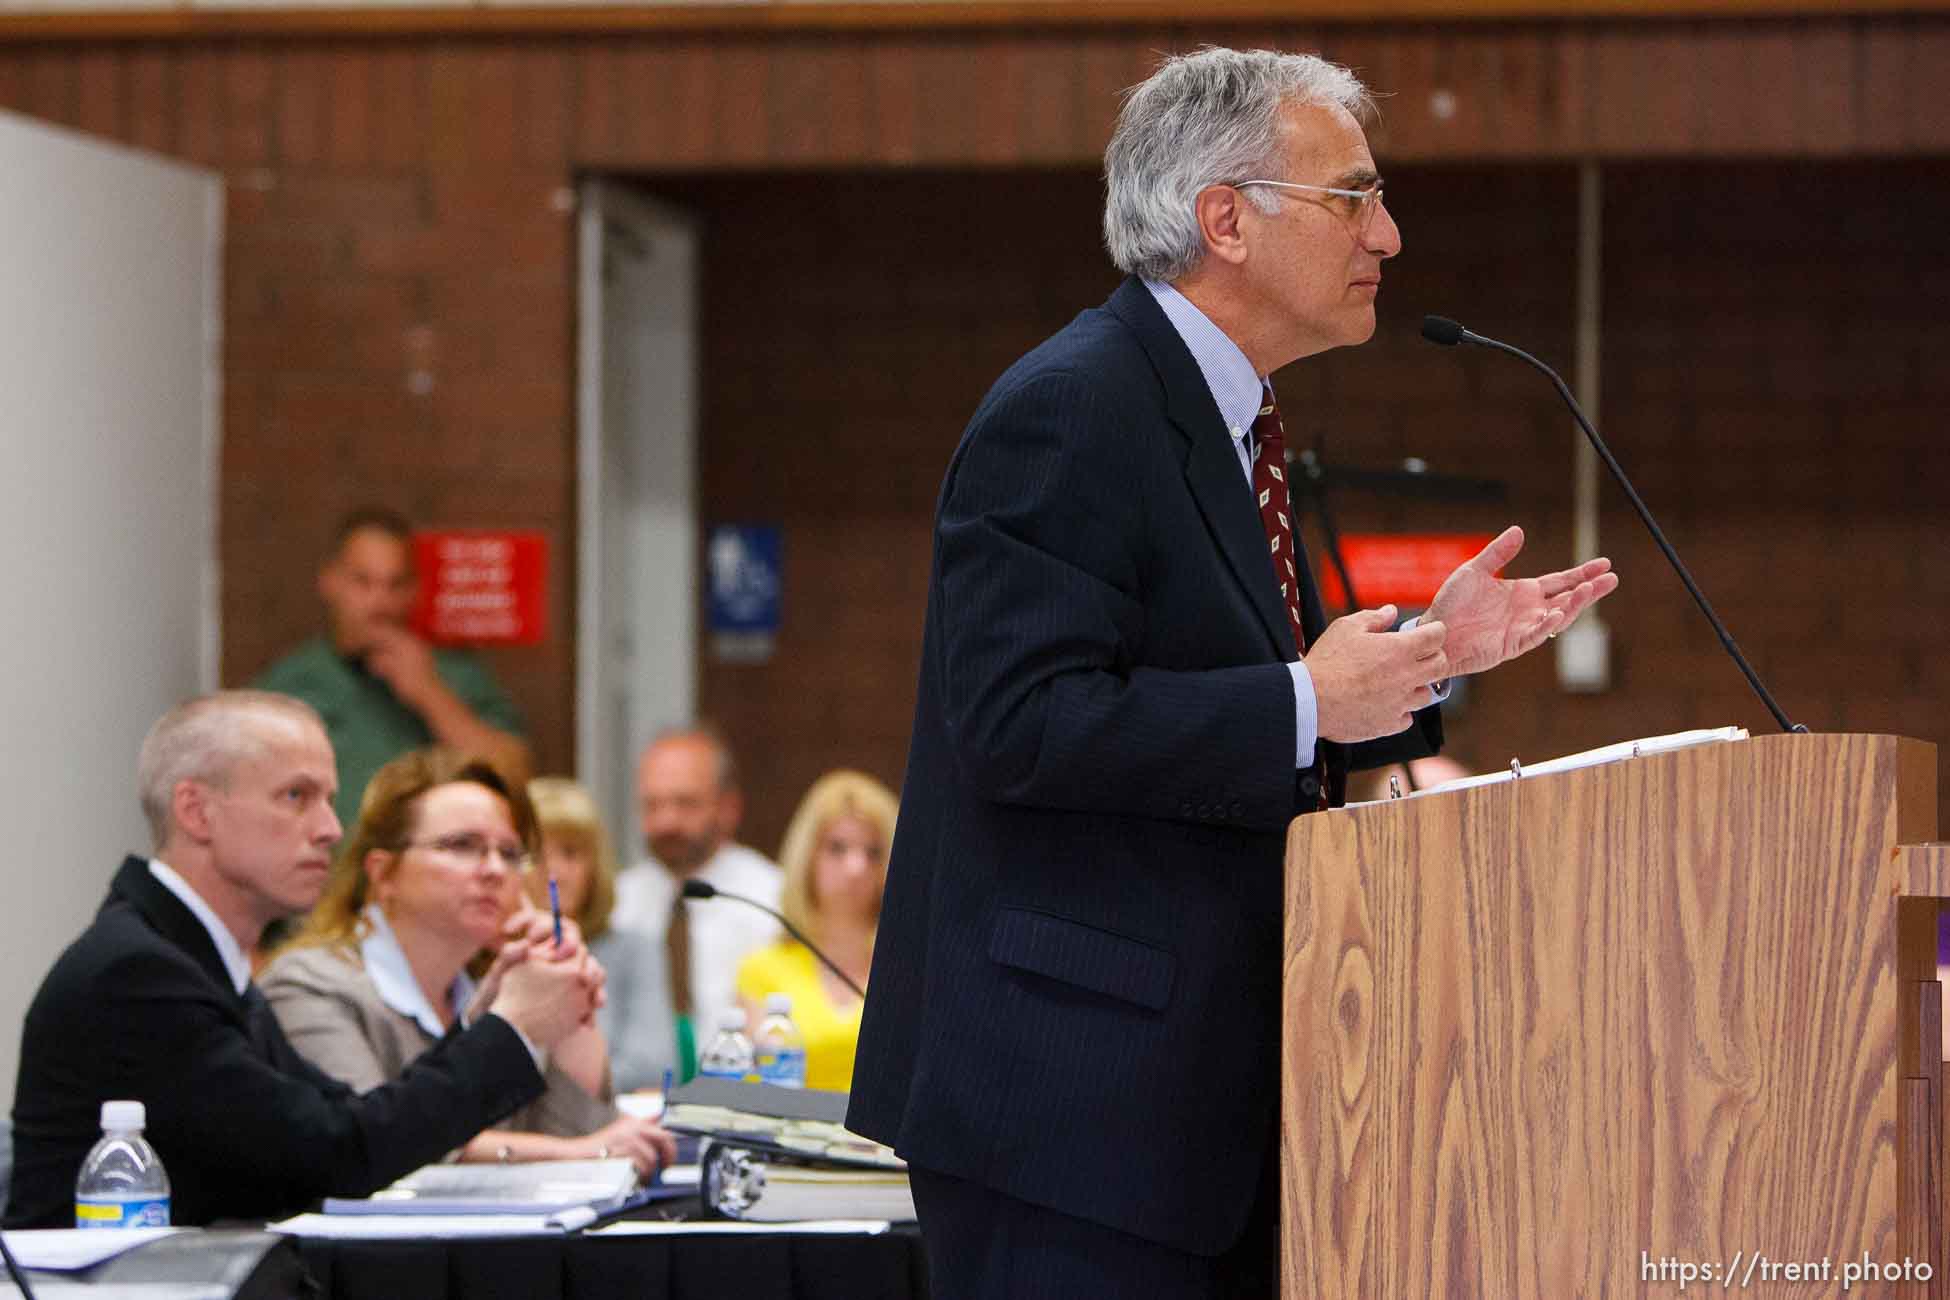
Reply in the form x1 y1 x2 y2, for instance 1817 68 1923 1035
5 18 1950 170
0 14 1944 847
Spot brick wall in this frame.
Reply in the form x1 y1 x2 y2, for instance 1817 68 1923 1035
671 170 1121 846
673 160 1950 850
0 25 1944 850
1292 158 1950 794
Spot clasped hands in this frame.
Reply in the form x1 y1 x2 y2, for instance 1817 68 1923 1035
462 907 679 1178
464 904 608 1052
1309 525 1617 744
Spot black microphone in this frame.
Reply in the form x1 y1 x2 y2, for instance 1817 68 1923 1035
1419 314 1805 735
679 879 867 1000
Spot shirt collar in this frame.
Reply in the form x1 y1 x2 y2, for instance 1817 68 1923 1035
1143 278 1268 443
147 859 252 996
639 842 739 893
359 904 475 1038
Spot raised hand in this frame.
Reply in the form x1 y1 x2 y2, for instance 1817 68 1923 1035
1422 526 1617 678
490 944 603 1050
504 898 587 960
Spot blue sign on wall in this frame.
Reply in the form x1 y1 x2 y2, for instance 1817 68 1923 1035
706 525 781 660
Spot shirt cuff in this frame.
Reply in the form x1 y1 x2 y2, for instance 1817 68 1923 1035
1398 615 1453 702
1287 660 1318 768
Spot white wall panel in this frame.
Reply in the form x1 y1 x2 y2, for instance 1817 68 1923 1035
0 109 220 1113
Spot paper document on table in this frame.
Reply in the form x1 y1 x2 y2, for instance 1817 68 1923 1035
1354 727 1750 803
0 1227 183 1270
592 1219 892 1236
321 1157 639 1215
269 1213 564 1238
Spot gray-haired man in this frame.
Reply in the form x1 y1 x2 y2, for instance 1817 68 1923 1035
847 47 1616 1298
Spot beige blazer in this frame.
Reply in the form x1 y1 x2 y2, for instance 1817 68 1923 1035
260 944 614 1139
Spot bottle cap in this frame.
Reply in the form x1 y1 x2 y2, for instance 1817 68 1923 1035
101 1100 145 1131
719 1007 747 1030
764 992 792 1015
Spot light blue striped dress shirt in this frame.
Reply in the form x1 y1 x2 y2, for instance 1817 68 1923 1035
1142 280 1450 770
1144 279 1322 767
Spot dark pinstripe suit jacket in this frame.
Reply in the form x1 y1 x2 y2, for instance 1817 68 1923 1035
847 277 1440 1255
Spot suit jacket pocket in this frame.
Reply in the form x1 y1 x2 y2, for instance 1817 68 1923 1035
988 906 1176 1012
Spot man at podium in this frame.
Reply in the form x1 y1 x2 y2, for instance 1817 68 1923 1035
847 45 1617 1300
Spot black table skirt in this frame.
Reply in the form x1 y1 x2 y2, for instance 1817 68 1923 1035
296 1229 928 1300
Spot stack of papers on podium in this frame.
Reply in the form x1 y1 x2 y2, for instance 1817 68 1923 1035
1355 726 1750 803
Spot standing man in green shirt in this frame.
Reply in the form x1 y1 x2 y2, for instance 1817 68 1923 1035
256 508 531 826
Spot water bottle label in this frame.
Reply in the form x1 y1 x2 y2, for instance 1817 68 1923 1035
76 1196 170 1228
757 1047 806 1087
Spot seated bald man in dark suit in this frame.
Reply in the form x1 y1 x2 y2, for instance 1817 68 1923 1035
6 690 602 1228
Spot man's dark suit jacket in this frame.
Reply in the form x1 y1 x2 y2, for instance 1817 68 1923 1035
847 277 1440 1256
5 856 544 1228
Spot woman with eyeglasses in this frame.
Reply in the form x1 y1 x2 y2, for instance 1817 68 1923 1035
259 748 675 1176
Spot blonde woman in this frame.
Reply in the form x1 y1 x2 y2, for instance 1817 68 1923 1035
735 770 897 1092
260 749 674 1175
524 777 678 1094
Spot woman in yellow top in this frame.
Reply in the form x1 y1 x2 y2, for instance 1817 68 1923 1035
735 769 898 1092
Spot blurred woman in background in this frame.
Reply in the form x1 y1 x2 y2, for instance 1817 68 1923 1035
260 749 673 1175
525 777 677 1094
736 770 898 1092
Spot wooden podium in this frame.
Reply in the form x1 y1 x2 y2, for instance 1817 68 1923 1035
1282 733 1944 1297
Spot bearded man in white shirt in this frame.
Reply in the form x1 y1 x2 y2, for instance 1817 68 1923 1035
611 726 782 1056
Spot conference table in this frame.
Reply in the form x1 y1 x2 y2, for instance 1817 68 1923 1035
2 1224 928 1300
295 1225 928 1300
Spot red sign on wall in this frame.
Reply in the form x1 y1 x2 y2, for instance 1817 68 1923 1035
411 531 547 646
1316 533 1494 610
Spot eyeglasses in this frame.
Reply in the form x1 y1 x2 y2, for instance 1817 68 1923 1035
404 832 533 874
1233 178 1387 235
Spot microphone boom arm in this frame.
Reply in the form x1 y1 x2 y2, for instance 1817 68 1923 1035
681 882 867 1000
1427 317 1804 736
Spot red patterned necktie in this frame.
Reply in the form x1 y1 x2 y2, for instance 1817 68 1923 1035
1250 387 1307 652
1253 387 1330 810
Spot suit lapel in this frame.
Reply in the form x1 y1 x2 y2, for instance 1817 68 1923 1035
1105 279 1297 660
111 855 255 1026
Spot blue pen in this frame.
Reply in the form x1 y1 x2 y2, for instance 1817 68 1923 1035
547 876 564 948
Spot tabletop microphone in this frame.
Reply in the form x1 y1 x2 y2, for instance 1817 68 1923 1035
679 879 867 1000
1420 314 1804 735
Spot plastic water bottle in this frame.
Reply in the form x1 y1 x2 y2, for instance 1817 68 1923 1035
75 1100 170 1229
752 993 807 1089
697 1007 756 1081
